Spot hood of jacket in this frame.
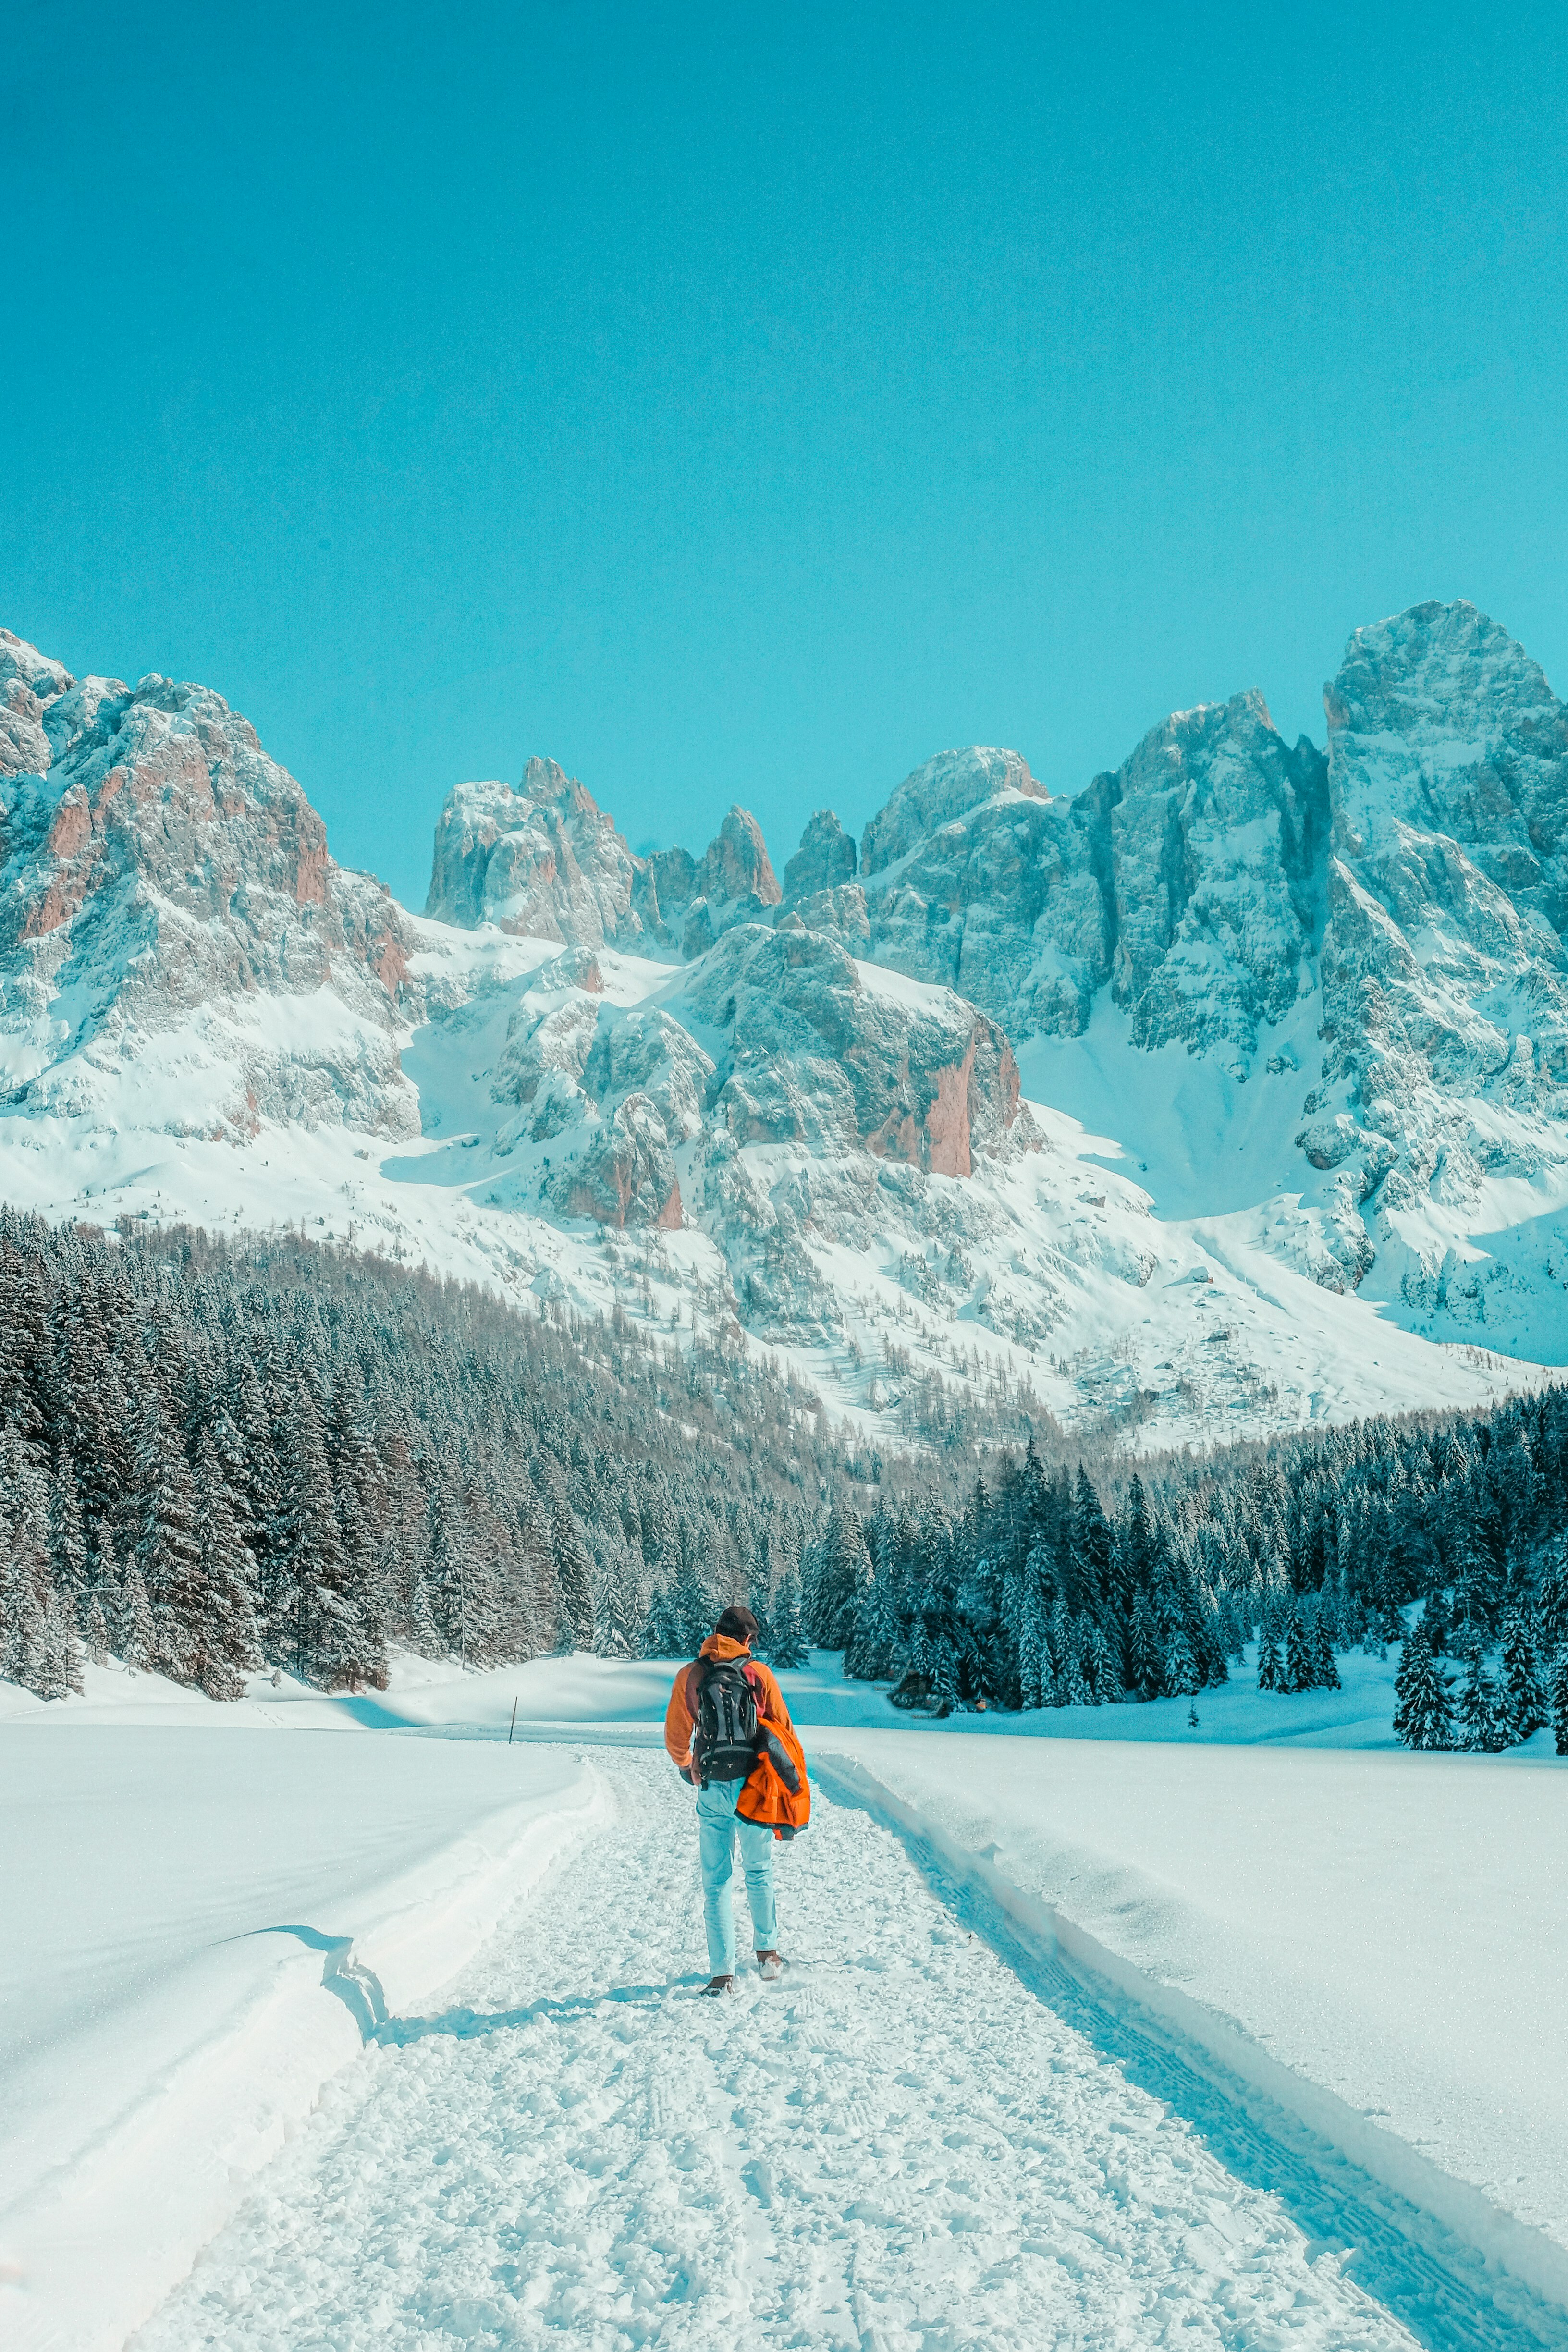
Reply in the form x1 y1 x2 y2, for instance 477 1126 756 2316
698 1634 754 1663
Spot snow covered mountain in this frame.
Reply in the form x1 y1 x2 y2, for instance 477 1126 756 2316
0 604 1562 1452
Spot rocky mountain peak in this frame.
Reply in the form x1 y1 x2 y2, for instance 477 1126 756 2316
425 765 642 948
695 804 780 910
782 809 858 903
1105 688 1328 1055
860 747 1044 879
1309 600 1568 1299
0 632 415 1137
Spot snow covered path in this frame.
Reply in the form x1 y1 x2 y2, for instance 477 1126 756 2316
135 1756 1456 2352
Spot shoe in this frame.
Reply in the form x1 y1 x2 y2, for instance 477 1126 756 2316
755 1950 787 1981
700 1974 736 1997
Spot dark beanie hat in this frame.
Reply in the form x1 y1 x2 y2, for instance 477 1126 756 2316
715 1605 760 1642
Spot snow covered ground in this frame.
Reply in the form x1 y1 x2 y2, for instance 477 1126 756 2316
0 1722 598 2352
131 1754 1463 2352
5 1658 1567 2350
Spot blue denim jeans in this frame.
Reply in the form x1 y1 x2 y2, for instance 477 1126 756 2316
696 1777 777 1974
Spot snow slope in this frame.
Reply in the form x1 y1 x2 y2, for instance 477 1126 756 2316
0 1726 599 2352
135 1752 1453 2352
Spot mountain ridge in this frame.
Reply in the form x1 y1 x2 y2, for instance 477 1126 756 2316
1 602 1564 1454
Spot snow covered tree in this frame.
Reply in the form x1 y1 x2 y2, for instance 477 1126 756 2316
1392 1620 1453 1750
1255 1620 1284 1693
1552 1651 1568 1759
551 1494 595 1653
1081 1618 1121 1706
1499 1602 1546 1741
766 1569 808 1670
1455 1645 1512 1754
1127 1589 1164 1700
1164 1624 1199 1704
809 1503 871 1648
189 1423 261 1699
1283 1599 1316 1694
124 1380 204 1683
641 1577 690 1659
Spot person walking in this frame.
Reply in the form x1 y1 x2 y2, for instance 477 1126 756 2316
664 1604 811 1995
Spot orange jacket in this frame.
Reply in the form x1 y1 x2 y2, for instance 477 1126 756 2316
664 1635 812 1838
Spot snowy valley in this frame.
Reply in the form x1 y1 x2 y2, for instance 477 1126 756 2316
4 604 1568 2352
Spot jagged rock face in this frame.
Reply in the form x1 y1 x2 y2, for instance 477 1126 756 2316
860 747 1045 876
782 808 857 902
0 638 416 1136
484 911 1033 1236
1311 601 1568 1271
1106 691 1328 1060
853 705 1327 1056
640 804 781 959
859 773 1109 1037
0 631 72 780
675 922 1033 1176
425 759 644 947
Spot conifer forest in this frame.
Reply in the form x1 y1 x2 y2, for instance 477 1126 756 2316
1 1206 1565 1755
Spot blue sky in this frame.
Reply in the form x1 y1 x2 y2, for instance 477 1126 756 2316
5 1 1567 908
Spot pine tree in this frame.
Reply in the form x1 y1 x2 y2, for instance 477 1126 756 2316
1058 1629 1090 1707
1310 1596 1341 1692
35 1585 84 1700
49 1452 88 1625
1456 1645 1513 1754
766 1569 808 1670
810 1503 871 1648
1128 1589 1164 1701
641 1579 687 1659
551 1495 595 1652
592 1538 642 1660
1082 1618 1120 1705
1255 1621 1284 1693
1551 1650 1568 1759
1499 1602 1546 1741
189 1424 262 1699
1164 1624 1199 1702
270 1374 347 1682
1070 1467 1114 1613
115 1549 157 1674
0 1422 53 1695
1392 1619 1453 1750
1283 1598 1316 1694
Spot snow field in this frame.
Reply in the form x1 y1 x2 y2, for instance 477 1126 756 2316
808 1734 1568 2294
0 1730 600 2352
138 1753 1423 2352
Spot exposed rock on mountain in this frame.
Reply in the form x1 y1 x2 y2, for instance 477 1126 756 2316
484 913 1034 1241
636 805 781 958
852 703 1326 1059
426 760 644 947
675 922 1032 1176
1310 601 1568 1305
0 636 415 1136
861 747 1045 875
1105 692 1327 1061
782 809 858 902
0 606 1561 1450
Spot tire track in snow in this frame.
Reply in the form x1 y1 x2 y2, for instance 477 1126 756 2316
137 1754 1426 2352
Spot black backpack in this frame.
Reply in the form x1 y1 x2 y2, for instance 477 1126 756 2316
692 1656 761 1785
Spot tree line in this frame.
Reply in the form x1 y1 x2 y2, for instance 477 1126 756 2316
803 1404 1568 1752
1 1204 1565 1759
